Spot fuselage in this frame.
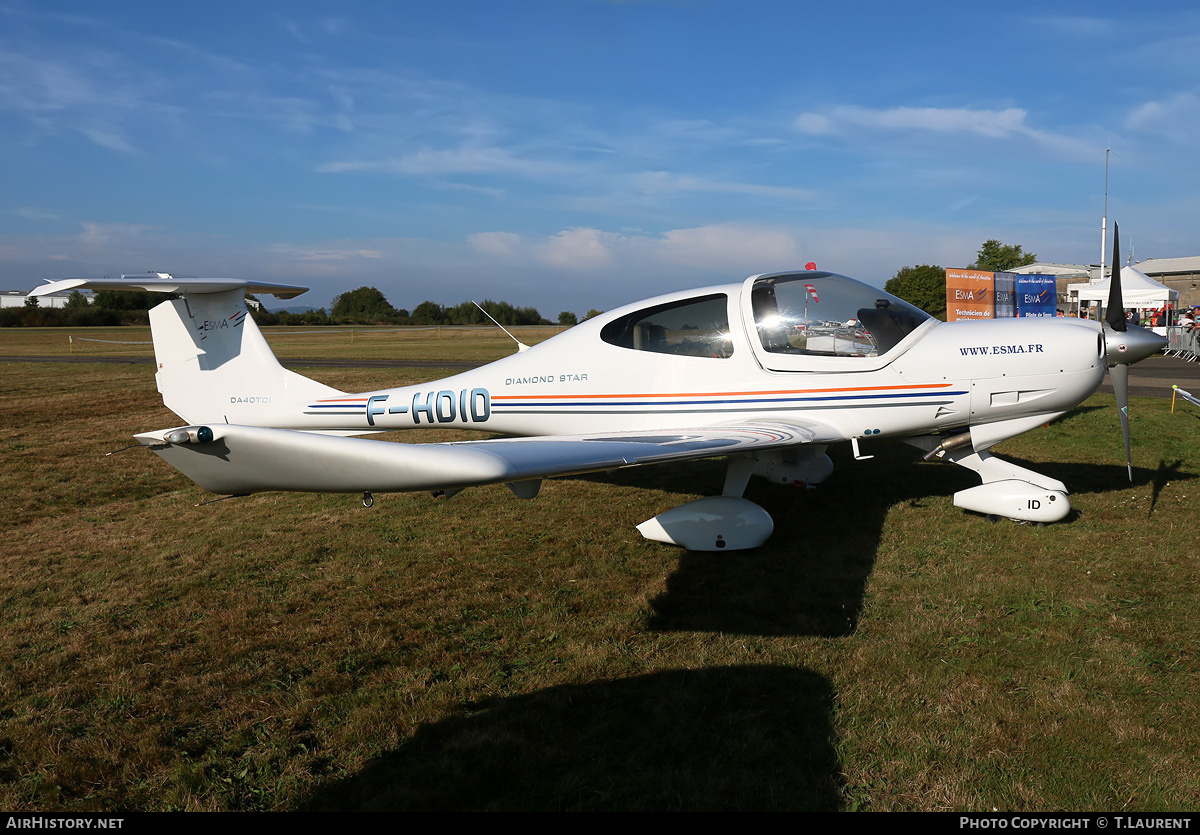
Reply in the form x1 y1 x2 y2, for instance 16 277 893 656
237 272 1108 445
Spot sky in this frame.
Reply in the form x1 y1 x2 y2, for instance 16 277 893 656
2 1 1199 315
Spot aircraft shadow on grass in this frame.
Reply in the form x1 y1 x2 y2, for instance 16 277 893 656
297 445 1195 812
570 435 1196 639
301 665 841 812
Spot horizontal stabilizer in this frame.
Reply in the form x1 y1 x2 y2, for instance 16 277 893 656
30 275 309 299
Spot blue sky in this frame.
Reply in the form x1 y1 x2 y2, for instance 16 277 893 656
3 1 1199 314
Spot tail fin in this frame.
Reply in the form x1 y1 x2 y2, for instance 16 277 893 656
149 290 341 424
30 275 342 425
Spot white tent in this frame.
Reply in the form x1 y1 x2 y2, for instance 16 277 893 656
1070 265 1179 307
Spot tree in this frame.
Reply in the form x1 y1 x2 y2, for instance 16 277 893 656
884 265 946 316
582 309 604 321
93 289 166 311
330 286 400 322
440 299 547 325
972 240 1037 272
410 300 447 325
64 290 89 310
557 311 578 326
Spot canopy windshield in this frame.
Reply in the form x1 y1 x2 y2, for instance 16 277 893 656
750 272 932 357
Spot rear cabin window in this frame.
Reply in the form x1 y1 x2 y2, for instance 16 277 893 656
600 294 733 358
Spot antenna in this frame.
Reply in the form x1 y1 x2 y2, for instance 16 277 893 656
472 301 530 352
1100 147 1110 286
1099 147 1121 281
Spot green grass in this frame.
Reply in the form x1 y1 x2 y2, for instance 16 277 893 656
1 348 1198 811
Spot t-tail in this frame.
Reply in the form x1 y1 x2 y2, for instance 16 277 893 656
30 274 341 425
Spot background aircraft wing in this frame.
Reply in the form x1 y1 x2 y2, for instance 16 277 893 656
135 419 844 496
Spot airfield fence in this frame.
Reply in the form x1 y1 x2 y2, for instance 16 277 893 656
68 335 153 351
1164 325 1199 363
69 333 152 343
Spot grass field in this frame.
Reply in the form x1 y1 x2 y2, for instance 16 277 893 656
1 324 564 363
1 330 1199 811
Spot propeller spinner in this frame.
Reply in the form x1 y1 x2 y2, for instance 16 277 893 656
1101 223 1167 481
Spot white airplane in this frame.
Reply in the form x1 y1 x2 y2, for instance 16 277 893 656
31 227 1163 551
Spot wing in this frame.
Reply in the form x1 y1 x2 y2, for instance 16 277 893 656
134 419 844 496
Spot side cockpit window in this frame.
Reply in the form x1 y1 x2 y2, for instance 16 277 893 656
601 294 733 358
752 274 930 357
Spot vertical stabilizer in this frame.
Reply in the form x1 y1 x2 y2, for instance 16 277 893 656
149 290 342 425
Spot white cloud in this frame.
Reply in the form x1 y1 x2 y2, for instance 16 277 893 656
282 19 310 45
537 228 615 270
265 243 384 262
1126 32 1200 73
654 225 804 272
636 172 816 202
203 91 326 134
793 113 833 135
78 221 156 246
796 105 1029 138
318 145 574 179
467 228 615 269
1126 91 1200 143
467 231 522 258
792 105 1096 158
78 126 136 153
466 224 804 277
15 206 62 221
869 106 1028 137
0 48 178 152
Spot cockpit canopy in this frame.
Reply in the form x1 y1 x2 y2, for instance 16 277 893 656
596 271 933 365
750 272 931 357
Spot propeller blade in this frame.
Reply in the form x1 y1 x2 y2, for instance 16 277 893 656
1101 222 1165 484
1105 223 1127 332
1105 221 1133 482
1110 362 1133 482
